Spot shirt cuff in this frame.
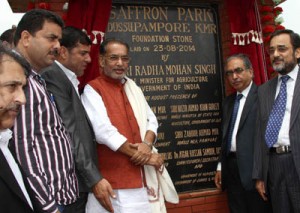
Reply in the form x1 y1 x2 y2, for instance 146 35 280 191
103 133 127 151
216 162 221 171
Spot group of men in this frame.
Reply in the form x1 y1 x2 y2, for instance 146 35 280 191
2 6 300 213
215 29 300 213
0 8 164 213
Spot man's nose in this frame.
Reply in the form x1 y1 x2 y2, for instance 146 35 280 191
16 88 26 105
86 54 92 63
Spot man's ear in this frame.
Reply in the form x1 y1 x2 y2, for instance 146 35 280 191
295 47 300 61
59 46 68 59
1 41 11 48
20 30 31 47
99 55 105 68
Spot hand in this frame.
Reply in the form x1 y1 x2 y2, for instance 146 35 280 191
214 171 222 189
92 178 116 213
146 153 164 170
129 143 152 165
255 180 268 201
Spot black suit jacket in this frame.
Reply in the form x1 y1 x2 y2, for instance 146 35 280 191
0 150 34 212
253 69 300 185
220 83 258 191
41 62 102 192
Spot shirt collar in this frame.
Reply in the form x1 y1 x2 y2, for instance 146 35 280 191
278 65 298 81
0 129 12 148
238 80 253 98
55 61 79 88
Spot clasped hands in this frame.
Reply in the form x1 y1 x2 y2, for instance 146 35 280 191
130 142 164 170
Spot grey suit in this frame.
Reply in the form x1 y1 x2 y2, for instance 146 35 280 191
42 63 102 210
220 83 270 213
253 68 300 212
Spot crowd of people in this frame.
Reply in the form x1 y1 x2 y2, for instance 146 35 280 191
1 7 300 213
0 9 174 213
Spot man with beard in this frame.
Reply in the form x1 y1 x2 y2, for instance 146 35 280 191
253 29 300 213
0 45 33 212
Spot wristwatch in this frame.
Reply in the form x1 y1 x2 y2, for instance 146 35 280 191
143 140 153 150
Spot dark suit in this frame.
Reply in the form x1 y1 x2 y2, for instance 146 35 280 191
42 62 102 212
253 68 300 212
220 83 270 213
0 150 34 212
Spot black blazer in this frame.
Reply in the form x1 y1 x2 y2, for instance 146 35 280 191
220 83 258 191
253 69 300 185
42 62 102 192
0 150 34 212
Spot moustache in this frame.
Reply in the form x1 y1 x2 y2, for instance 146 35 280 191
49 49 59 57
0 103 21 113
273 57 283 62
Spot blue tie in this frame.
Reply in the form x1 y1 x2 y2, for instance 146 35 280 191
265 75 290 148
227 94 243 153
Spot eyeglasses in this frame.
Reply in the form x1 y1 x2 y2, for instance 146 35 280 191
225 67 245 76
105 55 130 63
268 45 289 55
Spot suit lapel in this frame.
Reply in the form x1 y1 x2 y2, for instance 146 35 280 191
290 69 300 128
54 64 96 137
222 94 235 141
238 84 257 129
265 77 278 119
0 150 30 208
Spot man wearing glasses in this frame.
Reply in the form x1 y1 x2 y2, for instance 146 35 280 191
215 54 271 213
253 29 300 213
82 38 164 213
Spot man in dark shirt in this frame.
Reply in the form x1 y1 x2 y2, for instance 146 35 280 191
12 9 78 213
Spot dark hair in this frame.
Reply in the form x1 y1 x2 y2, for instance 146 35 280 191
0 43 31 77
270 29 300 51
60 26 92 50
0 28 16 45
14 9 64 46
226 53 253 69
99 38 129 55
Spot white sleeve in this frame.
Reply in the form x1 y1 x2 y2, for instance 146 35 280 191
216 162 221 171
81 85 127 151
146 102 159 136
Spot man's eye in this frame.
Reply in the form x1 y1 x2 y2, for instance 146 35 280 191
110 56 118 60
7 84 17 90
80 52 88 56
47 36 57 41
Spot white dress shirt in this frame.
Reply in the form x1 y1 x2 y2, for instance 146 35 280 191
217 81 253 171
274 66 298 147
0 129 33 209
230 81 253 152
55 61 80 96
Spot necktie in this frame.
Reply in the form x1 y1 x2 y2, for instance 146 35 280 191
265 75 290 148
227 94 243 153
